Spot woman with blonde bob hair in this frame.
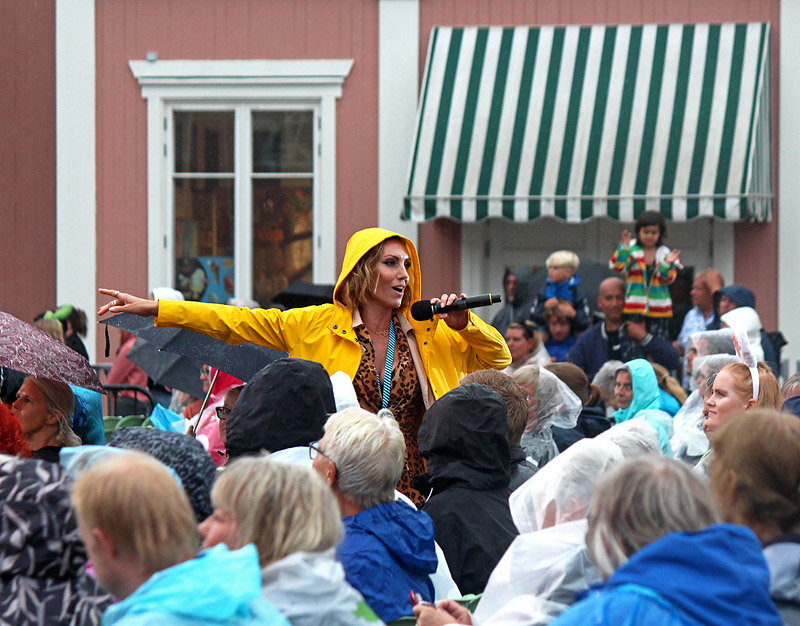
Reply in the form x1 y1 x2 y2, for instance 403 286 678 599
546 456 782 626
200 456 382 626
11 376 80 462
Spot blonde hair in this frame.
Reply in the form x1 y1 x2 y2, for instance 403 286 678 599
34 318 65 343
718 362 782 409
211 457 342 567
546 250 580 271
27 377 81 447
337 237 413 312
71 451 198 574
651 363 688 405
587 456 719 579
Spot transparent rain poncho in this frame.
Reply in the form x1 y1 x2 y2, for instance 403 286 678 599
518 368 582 469
596 417 662 459
671 354 739 461
720 306 765 362
475 439 623 626
689 328 736 357
510 437 623 533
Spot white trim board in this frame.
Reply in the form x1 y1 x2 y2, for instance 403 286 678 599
56 0 97 362
378 0 419 244
130 58 353 295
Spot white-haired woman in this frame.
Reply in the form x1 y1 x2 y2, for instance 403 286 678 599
11 376 80 462
547 456 782 626
200 456 383 626
311 407 437 623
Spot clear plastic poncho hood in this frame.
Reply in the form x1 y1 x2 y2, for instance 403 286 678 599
510 437 623 534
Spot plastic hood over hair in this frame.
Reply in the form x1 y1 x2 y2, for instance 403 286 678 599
510 438 623 534
689 328 735 357
670 391 709 461
596 417 662 459
690 354 739 392
330 371 360 411
474 519 601 625
632 410 674 456
721 306 765 362
527 368 582 434
333 228 422 310
613 359 661 424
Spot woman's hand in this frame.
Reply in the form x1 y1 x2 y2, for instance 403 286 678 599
98 288 159 318
434 293 468 331
620 229 632 246
413 600 473 625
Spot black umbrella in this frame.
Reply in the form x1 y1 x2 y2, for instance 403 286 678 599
271 281 334 309
127 338 205 398
100 313 287 383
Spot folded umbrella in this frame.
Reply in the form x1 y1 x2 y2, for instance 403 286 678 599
127 338 205 398
0 311 105 393
100 313 287 383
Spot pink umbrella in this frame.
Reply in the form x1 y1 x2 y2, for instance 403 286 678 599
0 311 105 393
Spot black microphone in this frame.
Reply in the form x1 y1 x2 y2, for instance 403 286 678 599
410 294 502 321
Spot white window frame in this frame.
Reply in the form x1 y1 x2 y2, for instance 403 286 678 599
130 59 353 298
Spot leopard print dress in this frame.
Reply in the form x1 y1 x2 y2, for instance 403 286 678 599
352 316 428 506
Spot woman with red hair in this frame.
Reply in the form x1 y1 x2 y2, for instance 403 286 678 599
0 403 31 457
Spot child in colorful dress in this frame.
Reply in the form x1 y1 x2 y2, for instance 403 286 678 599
609 211 681 341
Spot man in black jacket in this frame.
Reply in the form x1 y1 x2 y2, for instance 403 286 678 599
567 278 679 381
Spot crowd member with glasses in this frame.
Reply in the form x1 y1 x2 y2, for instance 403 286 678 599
216 384 244 452
310 407 437 623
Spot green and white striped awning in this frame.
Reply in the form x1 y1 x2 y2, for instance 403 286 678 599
403 23 772 223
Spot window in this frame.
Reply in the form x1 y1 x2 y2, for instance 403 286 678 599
130 59 353 304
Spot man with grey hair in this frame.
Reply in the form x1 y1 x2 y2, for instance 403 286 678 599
311 407 437 623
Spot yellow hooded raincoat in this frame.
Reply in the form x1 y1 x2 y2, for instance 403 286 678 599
155 228 511 406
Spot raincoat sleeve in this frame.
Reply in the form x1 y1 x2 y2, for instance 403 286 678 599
451 312 512 371
155 299 325 353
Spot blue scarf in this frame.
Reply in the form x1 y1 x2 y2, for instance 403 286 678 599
545 275 580 301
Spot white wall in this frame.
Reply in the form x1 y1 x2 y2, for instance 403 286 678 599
378 0 419 245
780 0 800 375
461 217 734 323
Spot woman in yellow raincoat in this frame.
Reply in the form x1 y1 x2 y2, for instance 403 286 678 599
100 228 511 502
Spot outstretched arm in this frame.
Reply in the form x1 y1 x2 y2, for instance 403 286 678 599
98 289 159 317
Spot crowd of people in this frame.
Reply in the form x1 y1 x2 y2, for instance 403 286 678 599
0 223 797 625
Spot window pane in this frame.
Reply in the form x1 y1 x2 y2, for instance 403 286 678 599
174 112 234 173
252 111 313 173
174 178 235 303
252 178 313 306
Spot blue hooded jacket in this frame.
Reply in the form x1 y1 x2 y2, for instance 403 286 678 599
614 359 662 423
552 524 782 626
338 500 437 623
102 544 290 626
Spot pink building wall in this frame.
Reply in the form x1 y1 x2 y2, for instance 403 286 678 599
0 1 56 323
418 0 780 328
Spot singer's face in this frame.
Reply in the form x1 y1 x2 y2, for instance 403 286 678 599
367 240 411 310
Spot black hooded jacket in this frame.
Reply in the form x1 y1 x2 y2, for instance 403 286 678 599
0 457 113 626
225 357 336 459
490 266 536 336
418 384 518 595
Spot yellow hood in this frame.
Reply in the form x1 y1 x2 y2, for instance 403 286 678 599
334 228 422 311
